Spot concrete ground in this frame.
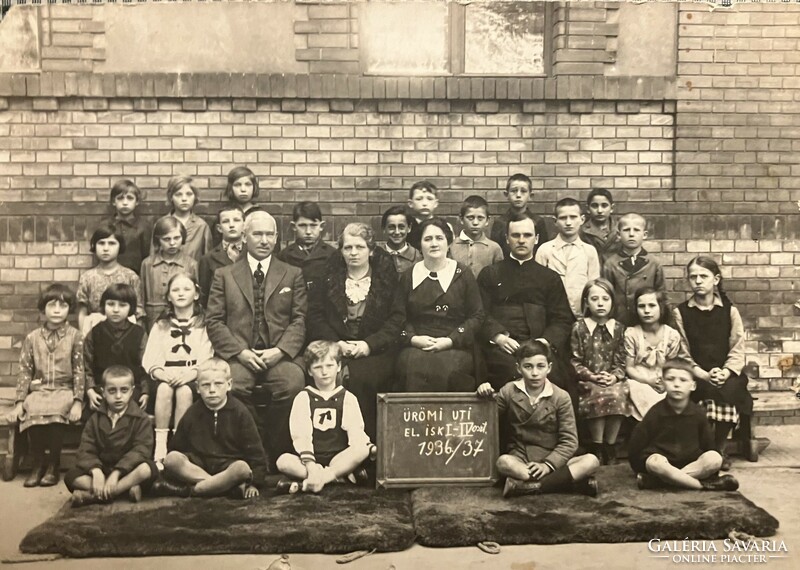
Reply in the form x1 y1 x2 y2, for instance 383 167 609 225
1 425 797 570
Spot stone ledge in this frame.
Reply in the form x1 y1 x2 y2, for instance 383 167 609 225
0 72 677 101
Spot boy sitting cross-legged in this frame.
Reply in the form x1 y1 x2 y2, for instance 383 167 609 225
628 358 739 492
154 358 267 499
66 365 159 507
477 340 599 498
276 340 374 494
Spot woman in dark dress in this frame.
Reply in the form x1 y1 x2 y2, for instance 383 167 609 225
395 218 485 392
307 222 402 439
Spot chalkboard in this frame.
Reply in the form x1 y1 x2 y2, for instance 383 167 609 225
376 392 499 489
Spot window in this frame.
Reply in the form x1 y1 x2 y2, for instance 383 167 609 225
360 1 549 76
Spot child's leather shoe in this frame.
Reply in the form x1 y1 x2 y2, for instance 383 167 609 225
23 465 44 488
71 490 104 508
150 477 192 498
573 476 599 497
39 463 60 487
636 472 662 490
275 478 300 495
503 477 542 498
701 474 739 492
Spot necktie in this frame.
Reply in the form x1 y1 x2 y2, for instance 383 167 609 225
255 262 265 285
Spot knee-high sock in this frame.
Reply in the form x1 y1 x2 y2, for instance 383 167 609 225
46 424 64 466
714 421 735 453
539 465 574 493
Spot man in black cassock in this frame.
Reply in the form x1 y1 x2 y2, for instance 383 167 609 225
477 212 576 403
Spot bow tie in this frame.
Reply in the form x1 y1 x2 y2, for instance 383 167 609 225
170 325 193 354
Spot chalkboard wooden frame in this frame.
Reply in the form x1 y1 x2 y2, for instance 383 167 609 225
376 392 499 489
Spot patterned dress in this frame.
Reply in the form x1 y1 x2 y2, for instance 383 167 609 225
623 324 688 421
15 325 85 432
570 318 630 419
76 265 145 335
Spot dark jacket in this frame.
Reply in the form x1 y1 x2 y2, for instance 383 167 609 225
76 400 153 475
602 249 665 326
276 240 337 293
308 247 402 355
198 244 235 307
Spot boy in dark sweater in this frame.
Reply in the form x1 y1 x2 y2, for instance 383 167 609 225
277 201 336 293
66 366 158 507
155 358 267 499
628 358 739 491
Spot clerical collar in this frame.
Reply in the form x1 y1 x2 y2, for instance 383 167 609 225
509 253 533 265
411 258 458 292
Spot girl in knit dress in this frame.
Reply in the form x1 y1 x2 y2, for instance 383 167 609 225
673 256 756 470
571 278 630 465
624 287 690 421
142 272 213 461
77 225 145 336
7 284 84 488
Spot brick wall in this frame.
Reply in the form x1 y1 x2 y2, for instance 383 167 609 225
1 2 799 396
676 3 800 391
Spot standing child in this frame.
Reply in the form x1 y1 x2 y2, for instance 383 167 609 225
151 176 212 263
450 195 503 278
477 340 599 498
570 279 629 465
154 358 267 499
535 198 601 317
276 341 373 494
673 256 756 469
277 201 337 293
77 225 145 336
7 284 84 488
140 217 199 331
224 166 262 217
628 359 738 491
84 284 149 413
602 213 666 326
380 205 422 274
66 366 158 507
198 205 245 306
406 181 449 251
98 180 151 275
142 272 213 461
624 287 689 421
489 173 551 259
579 188 620 265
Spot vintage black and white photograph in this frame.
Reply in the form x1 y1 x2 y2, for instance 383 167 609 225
0 0 797 568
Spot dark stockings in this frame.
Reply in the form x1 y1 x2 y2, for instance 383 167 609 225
27 424 64 469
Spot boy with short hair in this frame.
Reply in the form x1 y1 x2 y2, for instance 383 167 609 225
276 341 373 494
451 195 504 277
601 213 666 326
380 205 423 274
198 205 245 306
406 180 443 251
155 358 267 499
477 340 599 498
535 198 600 317
490 173 551 259
628 359 738 491
98 179 151 275
277 201 337 292
579 188 620 265
66 366 158 507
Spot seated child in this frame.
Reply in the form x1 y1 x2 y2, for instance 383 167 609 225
277 201 337 292
66 366 158 507
628 359 739 491
154 358 267 499
602 213 666 326
450 195 503 277
276 341 373 494
380 205 422 274
477 340 599 498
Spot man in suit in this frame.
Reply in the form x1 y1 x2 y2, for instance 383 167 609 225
206 211 306 465
477 212 576 405
198 205 245 307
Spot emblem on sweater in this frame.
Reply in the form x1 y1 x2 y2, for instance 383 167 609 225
314 408 336 431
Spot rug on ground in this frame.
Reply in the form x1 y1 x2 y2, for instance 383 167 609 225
20 485 415 558
20 466 778 557
412 465 779 547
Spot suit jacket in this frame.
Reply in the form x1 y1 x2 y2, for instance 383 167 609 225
307 247 402 354
206 256 307 360
199 244 235 307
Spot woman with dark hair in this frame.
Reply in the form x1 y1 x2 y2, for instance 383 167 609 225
394 217 485 392
307 222 402 439
673 256 757 468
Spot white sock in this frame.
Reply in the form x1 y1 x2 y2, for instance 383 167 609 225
154 429 169 462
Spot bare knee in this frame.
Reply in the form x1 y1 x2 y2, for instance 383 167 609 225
275 453 295 472
645 454 670 473
163 451 187 472
701 450 723 471
578 453 600 471
156 383 174 400
497 454 525 476
227 460 252 482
